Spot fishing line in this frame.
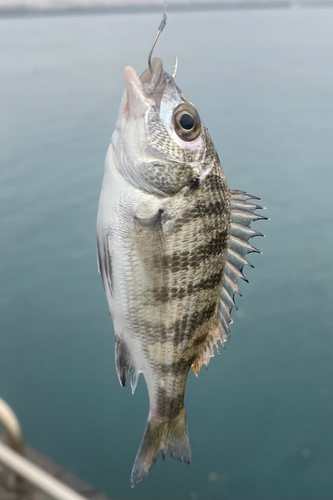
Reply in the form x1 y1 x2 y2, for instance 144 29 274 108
148 0 178 79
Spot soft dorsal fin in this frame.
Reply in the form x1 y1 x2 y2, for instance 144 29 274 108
218 189 267 345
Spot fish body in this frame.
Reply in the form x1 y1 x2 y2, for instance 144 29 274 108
97 58 265 486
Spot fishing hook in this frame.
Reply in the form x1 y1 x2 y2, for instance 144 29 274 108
148 11 167 74
172 56 178 79
148 0 178 79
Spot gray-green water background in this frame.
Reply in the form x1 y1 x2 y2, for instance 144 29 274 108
1 6 333 500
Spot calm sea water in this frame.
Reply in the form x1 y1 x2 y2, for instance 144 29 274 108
1 6 333 500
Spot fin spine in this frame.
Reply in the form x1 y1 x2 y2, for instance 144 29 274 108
217 189 266 345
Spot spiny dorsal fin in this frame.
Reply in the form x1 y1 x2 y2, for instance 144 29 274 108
218 189 267 346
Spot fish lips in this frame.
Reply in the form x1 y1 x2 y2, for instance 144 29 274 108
141 57 167 110
123 57 167 120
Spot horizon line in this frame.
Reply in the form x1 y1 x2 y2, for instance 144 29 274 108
1 0 333 18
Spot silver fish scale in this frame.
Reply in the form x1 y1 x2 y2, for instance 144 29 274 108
128 156 230 417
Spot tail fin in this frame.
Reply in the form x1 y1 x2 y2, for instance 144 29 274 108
131 407 191 487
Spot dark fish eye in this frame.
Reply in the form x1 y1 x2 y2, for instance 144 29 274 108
180 113 194 130
173 103 201 142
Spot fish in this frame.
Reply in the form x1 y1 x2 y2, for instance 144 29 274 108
97 44 266 487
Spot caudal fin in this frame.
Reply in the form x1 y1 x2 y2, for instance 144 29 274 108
131 407 191 487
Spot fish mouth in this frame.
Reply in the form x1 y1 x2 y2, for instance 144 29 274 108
140 57 167 110
123 57 167 114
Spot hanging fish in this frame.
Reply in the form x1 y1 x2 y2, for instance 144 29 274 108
97 12 266 488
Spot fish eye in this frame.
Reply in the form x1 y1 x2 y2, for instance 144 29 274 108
180 113 194 130
173 103 201 142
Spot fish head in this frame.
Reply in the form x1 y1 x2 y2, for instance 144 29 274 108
112 58 213 195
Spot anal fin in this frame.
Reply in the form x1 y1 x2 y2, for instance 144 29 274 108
115 337 140 394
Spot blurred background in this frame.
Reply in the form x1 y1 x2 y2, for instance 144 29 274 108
1 0 333 499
